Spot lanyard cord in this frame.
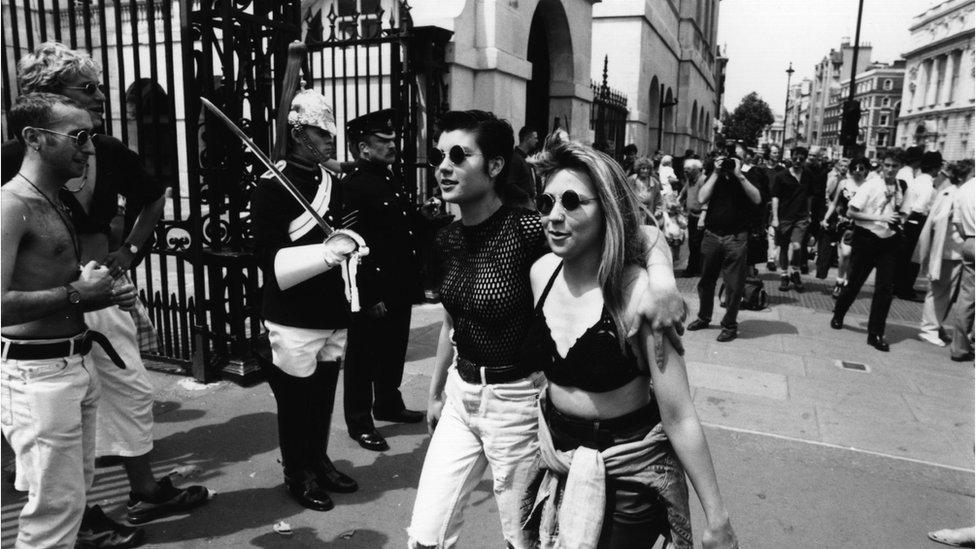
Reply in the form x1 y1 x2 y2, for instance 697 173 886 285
17 172 81 263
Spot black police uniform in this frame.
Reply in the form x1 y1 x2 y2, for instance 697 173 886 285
341 110 425 443
250 159 357 509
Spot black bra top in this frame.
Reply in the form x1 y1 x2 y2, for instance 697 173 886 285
519 262 644 392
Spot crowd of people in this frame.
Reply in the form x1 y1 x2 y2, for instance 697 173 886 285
614 140 974 359
1 39 971 549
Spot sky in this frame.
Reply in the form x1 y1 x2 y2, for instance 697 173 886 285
716 0 937 115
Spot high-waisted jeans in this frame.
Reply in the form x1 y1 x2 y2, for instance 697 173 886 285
408 367 545 548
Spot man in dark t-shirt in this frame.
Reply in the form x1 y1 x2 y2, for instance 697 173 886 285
686 155 762 342
770 146 813 291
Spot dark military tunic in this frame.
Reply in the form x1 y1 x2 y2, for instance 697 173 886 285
251 160 350 330
341 159 425 432
342 160 424 307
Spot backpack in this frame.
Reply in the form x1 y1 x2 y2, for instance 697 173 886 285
718 271 768 311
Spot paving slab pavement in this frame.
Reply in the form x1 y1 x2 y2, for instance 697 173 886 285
1 282 973 547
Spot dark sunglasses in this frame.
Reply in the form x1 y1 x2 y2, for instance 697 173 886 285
30 127 92 148
65 82 105 95
429 145 481 167
537 190 599 215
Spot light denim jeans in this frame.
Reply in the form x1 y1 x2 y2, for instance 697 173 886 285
1 349 99 549
407 367 545 548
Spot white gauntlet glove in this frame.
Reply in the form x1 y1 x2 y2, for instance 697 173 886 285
274 229 368 291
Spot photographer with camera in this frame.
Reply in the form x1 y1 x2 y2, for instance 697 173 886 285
686 149 762 342
770 147 813 292
830 155 904 352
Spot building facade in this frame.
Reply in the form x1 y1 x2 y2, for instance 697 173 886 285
805 38 874 148
759 113 784 149
784 77 811 149
591 0 722 157
821 61 905 159
896 0 975 161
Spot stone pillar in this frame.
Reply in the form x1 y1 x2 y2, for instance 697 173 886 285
925 56 942 107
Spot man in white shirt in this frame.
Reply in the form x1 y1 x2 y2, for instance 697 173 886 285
831 155 903 352
895 151 942 300
895 146 921 195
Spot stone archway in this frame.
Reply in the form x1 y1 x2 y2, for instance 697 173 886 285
526 0 574 137
648 76 660 152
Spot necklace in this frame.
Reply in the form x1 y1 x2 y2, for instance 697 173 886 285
18 172 81 263
63 162 89 193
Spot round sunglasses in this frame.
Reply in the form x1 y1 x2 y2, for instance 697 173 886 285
65 82 105 96
29 127 92 148
429 145 482 167
537 190 599 215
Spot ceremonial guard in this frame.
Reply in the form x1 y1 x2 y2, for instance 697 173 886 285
250 88 363 511
341 109 425 451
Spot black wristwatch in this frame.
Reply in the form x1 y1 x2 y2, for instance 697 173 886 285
64 284 81 306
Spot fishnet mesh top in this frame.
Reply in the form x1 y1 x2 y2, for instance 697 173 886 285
437 205 549 368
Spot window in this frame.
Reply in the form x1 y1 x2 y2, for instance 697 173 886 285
880 114 889 126
882 97 891 107
876 133 887 146
337 0 382 39
883 79 893 90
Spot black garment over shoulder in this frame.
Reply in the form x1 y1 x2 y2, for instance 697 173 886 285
520 263 644 392
436 205 548 369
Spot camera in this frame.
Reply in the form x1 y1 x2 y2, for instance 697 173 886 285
720 145 738 173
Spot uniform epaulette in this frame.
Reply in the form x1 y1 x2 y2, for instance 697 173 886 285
260 160 288 180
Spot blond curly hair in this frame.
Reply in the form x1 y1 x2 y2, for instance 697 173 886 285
17 41 100 94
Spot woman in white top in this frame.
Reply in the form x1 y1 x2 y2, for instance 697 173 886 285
657 155 678 197
830 154 904 352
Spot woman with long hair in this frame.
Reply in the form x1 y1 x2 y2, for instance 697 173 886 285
407 112 685 549
628 156 663 224
520 141 737 548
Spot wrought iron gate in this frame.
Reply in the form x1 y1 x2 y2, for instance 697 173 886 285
1 0 448 383
1 0 196 373
590 55 629 160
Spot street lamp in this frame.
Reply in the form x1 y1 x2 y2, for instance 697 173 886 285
783 62 794 150
657 84 679 153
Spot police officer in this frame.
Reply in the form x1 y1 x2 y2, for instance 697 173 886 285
250 88 361 510
342 109 425 451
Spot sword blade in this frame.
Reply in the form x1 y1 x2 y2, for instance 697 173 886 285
199 97 334 236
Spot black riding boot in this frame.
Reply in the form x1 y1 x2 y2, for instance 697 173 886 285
259 354 334 511
311 360 358 493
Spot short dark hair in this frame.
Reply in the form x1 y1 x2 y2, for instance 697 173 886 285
518 126 536 142
849 156 872 172
900 145 924 165
920 151 943 173
8 92 81 143
436 109 515 187
623 143 638 155
791 146 808 157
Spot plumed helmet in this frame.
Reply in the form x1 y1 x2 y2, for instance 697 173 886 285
287 86 336 135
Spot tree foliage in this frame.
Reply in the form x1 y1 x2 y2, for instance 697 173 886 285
721 92 775 147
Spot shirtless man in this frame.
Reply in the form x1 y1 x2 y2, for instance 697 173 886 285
1 93 137 548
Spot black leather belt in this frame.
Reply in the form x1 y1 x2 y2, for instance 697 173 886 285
1 331 126 369
455 357 532 385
